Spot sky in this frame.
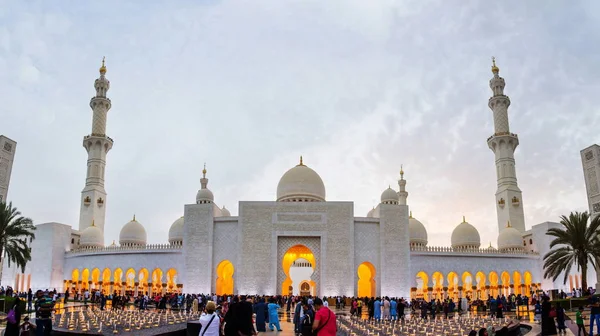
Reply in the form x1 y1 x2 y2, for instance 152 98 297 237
2 0 600 247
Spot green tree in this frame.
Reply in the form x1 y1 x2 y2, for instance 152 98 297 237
543 211 600 291
0 201 36 274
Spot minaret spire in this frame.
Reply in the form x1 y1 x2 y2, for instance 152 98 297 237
200 163 209 189
397 165 408 205
78 58 114 241
486 57 526 233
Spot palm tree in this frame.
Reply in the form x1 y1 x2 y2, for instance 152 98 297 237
543 211 600 291
0 201 36 275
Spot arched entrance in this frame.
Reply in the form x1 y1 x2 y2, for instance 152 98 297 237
282 245 315 296
357 262 376 298
216 260 235 295
300 282 311 296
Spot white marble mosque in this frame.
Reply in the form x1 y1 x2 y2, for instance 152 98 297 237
1 58 594 301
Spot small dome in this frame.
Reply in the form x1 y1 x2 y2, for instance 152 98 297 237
80 224 104 248
497 224 523 251
380 187 398 204
168 216 184 244
409 214 428 246
277 157 326 202
221 206 231 217
119 216 147 246
451 217 481 249
196 188 214 204
366 207 375 217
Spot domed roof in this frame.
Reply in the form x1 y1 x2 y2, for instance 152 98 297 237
497 223 523 251
168 216 184 244
366 207 375 217
196 188 214 203
221 206 231 217
380 187 398 204
277 157 326 202
80 222 104 248
409 212 428 246
451 217 481 249
119 216 147 246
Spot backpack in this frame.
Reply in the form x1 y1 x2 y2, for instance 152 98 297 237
7 308 16 324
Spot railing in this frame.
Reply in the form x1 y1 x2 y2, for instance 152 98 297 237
66 243 182 255
410 245 538 255
487 132 518 142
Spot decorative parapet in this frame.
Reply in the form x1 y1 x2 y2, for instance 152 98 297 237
410 245 538 256
66 242 183 256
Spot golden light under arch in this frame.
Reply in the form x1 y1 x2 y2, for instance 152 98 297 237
357 262 376 298
152 268 163 290
489 271 499 297
81 269 90 290
216 260 235 295
281 245 316 295
125 268 136 289
102 268 111 293
416 271 429 298
166 268 178 292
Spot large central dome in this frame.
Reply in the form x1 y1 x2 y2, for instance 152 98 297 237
277 157 326 202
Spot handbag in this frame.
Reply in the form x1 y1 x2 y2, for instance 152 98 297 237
549 308 557 318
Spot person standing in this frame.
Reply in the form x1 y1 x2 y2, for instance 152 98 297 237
5 298 22 336
390 298 397 320
576 306 586 336
312 298 336 336
27 289 33 312
541 296 557 336
199 301 220 336
591 295 600 336
293 299 303 335
267 298 282 331
556 302 567 334
301 301 315 336
373 298 382 320
254 298 268 333
382 297 390 320
34 290 55 336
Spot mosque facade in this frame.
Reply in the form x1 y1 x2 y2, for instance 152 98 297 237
1 59 595 300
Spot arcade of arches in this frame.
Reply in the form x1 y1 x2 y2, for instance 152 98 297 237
412 270 540 300
66 268 179 296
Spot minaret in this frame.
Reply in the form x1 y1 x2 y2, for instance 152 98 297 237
397 165 408 205
487 57 526 233
78 58 114 237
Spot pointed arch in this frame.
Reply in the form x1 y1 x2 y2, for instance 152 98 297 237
489 271 499 297
447 272 459 300
416 271 429 299
81 268 90 291
432 272 444 299
357 262 376 298
216 260 235 295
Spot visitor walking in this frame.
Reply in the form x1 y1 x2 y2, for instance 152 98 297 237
591 295 600 336
541 296 558 336
301 301 315 336
556 302 566 334
5 298 22 336
576 306 586 336
267 298 282 331
254 297 267 333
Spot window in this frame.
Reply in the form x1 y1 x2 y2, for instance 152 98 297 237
71 238 75 244
3 142 11 152
529 239 533 244
523 241 526 246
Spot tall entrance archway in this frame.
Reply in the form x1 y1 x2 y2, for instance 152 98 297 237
281 244 316 295
216 260 235 295
357 262 376 298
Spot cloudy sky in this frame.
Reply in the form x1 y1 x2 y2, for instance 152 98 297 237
2 0 600 247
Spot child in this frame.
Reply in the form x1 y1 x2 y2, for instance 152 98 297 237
20 316 33 336
576 306 586 336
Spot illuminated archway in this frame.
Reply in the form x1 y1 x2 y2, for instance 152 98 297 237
300 281 311 296
102 268 111 293
216 260 235 295
524 271 533 295
125 268 136 290
447 272 459 300
282 245 316 295
357 262 376 298
91 268 100 290
166 269 178 293
138 268 149 295
416 271 429 299
462 272 473 297
489 271 499 297
71 269 80 293
81 269 90 291
476 272 486 299
114 268 123 294
152 268 163 293
501 271 510 296
513 271 522 295
432 272 444 299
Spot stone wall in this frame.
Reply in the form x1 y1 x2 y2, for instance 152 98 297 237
183 203 214 294
211 219 240 293
354 219 380 296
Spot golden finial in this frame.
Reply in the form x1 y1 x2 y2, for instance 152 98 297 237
202 163 207 178
99 56 107 75
112 240 115 245
462 215 466 223
489 241 492 248
409 211 413 218
507 221 511 228
133 214 136 221
491 56 499 74
400 165 404 179
91 219 95 227
299 156 304 166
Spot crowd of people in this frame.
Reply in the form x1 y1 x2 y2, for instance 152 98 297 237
5 284 600 336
